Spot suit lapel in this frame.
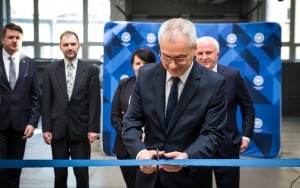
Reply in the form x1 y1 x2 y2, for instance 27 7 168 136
0 53 10 90
154 65 168 132
14 54 27 89
0 53 27 91
71 60 86 100
55 60 69 100
167 63 201 133
217 64 226 78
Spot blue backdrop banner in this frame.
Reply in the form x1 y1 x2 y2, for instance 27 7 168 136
103 21 281 158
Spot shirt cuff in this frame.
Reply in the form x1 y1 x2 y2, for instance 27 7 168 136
242 136 250 142
136 149 147 159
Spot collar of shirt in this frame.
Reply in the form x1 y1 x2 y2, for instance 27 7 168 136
166 60 193 86
64 59 78 69
165 61 193 108
2 48 20 64
2 48 20 80
212 64 218 72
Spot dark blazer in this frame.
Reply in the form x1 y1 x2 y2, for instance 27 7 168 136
41 59 100 140
122 62 227 188
0 47 40 130
217 64 255 157
111 76 136 156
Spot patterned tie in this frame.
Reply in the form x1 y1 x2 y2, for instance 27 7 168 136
8 56 17 89
66 62 74 100
165 77 180 127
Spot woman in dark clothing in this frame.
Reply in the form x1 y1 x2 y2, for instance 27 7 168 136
110 48 156 188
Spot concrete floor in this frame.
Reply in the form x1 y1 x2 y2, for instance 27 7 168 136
19 116 300 188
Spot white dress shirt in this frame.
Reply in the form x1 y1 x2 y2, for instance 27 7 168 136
2 48 20 81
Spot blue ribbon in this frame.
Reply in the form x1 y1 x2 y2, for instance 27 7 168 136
1 159 300 168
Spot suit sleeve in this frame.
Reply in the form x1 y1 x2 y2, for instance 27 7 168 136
41 67 52 131
28 59 41 127
121 75 146 158
110 82 123 132
236 71 255 139
88 66 101 133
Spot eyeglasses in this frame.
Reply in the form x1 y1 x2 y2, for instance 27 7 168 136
159 51 193 65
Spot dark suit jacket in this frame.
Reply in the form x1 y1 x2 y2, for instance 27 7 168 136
0 47 40 130
41 60 100 141
122 62 227 188
111 76 136 156
217 64 255 157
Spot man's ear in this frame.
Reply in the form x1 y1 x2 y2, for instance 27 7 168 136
217 51 221 58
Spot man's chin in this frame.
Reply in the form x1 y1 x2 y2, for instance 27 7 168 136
6 47 19 54
66 54 76 59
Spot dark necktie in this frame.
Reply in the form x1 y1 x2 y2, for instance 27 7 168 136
165 77 180 127
8 57 17 89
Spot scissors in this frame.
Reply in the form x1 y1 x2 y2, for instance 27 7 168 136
156 148 159 171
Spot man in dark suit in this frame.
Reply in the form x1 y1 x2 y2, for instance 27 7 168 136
41 31 100 188
121 18 227 188
195 36 255 188
0 23 40 188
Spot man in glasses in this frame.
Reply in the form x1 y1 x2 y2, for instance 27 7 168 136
121 18 227 188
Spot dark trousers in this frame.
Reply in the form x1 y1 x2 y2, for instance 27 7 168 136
51 137 91 188
152 167 213 188
213 152 240 188
117 154 137 188
0 126 27 188
154 175 165 188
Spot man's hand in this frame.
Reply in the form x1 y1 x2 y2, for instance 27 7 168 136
43 131 52 145
22 125 35 140
240 139 250 152
161 151 188 172
88 132 98 144
138 150 165 174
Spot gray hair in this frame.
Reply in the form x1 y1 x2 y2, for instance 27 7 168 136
196 36 220 52
158 18 197 49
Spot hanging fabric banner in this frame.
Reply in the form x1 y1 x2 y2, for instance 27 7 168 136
103 21 281 158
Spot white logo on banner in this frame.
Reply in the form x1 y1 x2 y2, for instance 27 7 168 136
254 32 265 47
254 75 264 86
147 33 156 43
121 32 131 46
254 118 263 133
122 32 131 42
255 33 264 43
253 75 264 90
227 34 237 43
147 33 156 47
226 33 237 48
